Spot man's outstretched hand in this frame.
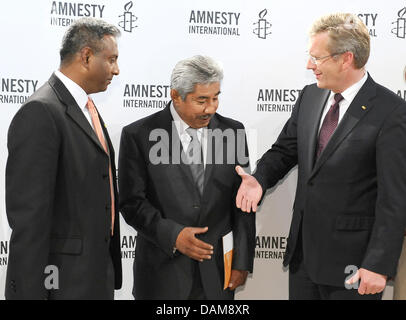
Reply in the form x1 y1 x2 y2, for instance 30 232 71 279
235 165 263 213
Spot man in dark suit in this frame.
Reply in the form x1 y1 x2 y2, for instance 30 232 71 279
119 55 255 299
5 18 122 299
236 13 406 299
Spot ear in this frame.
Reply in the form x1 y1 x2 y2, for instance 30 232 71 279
170 89 182 105
79 47 93 69
341 51 355 70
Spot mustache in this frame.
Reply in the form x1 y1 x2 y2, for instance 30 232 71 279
197 114 213 120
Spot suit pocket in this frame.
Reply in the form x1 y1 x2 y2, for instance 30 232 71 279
49 237 83 255
335 215 375 231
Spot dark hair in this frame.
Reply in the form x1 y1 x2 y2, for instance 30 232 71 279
60 17 120 64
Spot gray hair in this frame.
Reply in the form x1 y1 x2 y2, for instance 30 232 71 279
60 17 120 65
170 55 224 100
309 13 370 69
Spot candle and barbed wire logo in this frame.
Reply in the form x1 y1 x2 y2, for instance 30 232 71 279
118 1 138 33
391 7 406 39
253 9 272 39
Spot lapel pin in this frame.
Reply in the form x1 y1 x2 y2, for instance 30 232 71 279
361 106 366 110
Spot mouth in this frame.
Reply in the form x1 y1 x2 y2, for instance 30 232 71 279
198 115 212 121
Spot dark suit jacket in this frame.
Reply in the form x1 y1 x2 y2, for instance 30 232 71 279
118 104 256 300
5 73 122 299
254 74 406 287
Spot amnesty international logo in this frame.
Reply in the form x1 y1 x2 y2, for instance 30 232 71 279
255 235 286 260
0 241 8 266
395 66 406 101
118 1 138 33
253 9 272 39
391 7 406 39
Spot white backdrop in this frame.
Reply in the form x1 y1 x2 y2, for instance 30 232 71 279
1 0 406 300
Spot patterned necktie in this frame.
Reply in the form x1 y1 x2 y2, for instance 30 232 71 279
86 98 115 235
185 127 205 196
316 93 344 158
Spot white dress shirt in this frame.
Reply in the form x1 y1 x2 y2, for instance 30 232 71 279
318 72 368 132
170 102 208 168
54 70 95 131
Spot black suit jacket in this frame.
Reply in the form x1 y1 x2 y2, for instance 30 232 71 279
118 104 256 299
254 75 406 287
5 73 122 299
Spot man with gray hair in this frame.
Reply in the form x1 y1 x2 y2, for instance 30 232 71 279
5 17 122 299
236 13 406 299
119 55 255 299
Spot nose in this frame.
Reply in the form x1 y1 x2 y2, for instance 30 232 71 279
306 57 316 70
113 62 120 76
204 99 218 114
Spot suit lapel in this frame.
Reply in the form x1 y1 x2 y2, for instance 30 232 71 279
158 104 197 190
48 73 105 153
310 75 377 179
203 115 221 193
99 112 114 159
303 88 330 177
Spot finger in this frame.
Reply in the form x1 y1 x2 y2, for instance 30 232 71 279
236 188 243 209
241 196 248 212
228 282 236 290
235 165 246 177
184 246 212 261
358 279 367 295
376 285 385 293
189 251 211 262
189 239 213 253
228 277 239 291
369 284 382 295
252 200 258 213
193 226 209 235
246 200 252 213
346 270 360 285
192 237 214 251
245 199 251 213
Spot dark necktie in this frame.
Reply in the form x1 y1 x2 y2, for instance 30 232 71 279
316 93 344 158
186 127 205 196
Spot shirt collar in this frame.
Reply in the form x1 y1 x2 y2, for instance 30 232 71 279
330 71 368 103
54 70 90 111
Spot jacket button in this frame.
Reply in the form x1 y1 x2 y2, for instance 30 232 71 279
307 181 313 186
192 205 200 209
102 173 109 179
106 205 111 210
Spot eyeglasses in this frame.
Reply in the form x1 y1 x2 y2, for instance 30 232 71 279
308 52 343 65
